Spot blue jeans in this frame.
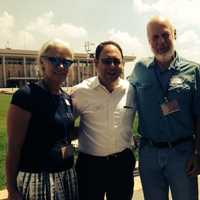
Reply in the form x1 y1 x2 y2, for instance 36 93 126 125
139 140 198 200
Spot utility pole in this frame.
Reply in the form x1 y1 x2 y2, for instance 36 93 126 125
83 41 95 78
5 40 11 49
84 41 95 57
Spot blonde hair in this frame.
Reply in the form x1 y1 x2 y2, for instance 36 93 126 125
37 39 74 76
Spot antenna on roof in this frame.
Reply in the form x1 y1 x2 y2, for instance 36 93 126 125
84 41 95 56
5 40 11 49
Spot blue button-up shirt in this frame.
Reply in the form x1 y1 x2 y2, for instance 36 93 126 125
129 54 200 142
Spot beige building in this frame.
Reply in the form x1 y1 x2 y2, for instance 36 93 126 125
0 48 135 88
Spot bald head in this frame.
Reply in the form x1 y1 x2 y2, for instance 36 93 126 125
146 16 176 63
147 16 176 39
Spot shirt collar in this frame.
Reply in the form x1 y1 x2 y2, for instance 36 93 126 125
148 52 182 71
88 76 124 90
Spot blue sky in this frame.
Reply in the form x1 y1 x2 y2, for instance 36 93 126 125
1 0 200 76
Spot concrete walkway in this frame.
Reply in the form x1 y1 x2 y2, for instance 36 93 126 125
0 88 18 94
0 190 7 200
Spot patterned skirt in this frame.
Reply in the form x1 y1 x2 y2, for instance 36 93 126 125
17 167 79 200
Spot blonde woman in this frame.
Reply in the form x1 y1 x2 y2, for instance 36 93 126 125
6 39 78 200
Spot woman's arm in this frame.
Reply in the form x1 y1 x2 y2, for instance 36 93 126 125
6 104 31 199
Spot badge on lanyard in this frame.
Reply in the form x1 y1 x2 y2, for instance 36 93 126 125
161 98 180 116
65 99 71 106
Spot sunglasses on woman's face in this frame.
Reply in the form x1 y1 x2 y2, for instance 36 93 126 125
43 56 73 69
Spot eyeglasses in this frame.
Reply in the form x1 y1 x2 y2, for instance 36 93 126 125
42 56 73 69
101 58 122 65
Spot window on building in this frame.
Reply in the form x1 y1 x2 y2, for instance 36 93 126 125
27 69 31 77
18 70 21 77
7 70 10 77
5 57 23 64
26 57 36 65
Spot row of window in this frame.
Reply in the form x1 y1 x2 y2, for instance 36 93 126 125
0 57 36 65
0 57 94 65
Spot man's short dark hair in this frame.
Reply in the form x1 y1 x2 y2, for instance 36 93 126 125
95 41 124 60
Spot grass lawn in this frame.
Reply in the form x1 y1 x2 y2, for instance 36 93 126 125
0 93 139 190
0 94 11 190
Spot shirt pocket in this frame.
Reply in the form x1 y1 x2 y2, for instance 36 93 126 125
82 103 105 120
168 82 192 104
116 106 135 130
135 82 155 104
136 82 153 94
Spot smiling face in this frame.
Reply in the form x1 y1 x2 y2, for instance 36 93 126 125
41 45 73 84
147 17 176 63
95 44 124 87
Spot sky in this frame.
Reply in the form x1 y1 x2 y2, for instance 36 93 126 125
1 0 200 76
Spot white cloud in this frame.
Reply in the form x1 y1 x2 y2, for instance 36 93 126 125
133 0 154 13
26 11 87 39
26 11 54 34
132 0 200 28
15 31 37 49
0 11 88 50
178 30 200 45
0 12 15 46
177 30 200 62
0 11 14 30
107 29 147 57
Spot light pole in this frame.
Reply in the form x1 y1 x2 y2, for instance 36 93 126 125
83 41 95 78
84 41 95 57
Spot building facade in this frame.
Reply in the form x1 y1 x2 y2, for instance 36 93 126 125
0 48 135 88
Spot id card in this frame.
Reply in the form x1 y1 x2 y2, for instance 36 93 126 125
161 99 180 116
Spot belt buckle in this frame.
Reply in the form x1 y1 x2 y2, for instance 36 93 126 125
106 153 118 160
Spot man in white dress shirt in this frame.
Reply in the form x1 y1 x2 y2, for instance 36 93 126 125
72 41 136 200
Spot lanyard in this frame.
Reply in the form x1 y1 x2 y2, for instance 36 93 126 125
38 80 74 143
153 67 170 102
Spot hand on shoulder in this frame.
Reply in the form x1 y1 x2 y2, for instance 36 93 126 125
62 86 78 95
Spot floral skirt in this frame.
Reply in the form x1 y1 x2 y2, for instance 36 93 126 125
17 167 79 200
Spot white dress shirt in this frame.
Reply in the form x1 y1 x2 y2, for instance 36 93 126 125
72 76 136 156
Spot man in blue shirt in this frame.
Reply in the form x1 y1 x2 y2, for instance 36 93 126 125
129 16 200 200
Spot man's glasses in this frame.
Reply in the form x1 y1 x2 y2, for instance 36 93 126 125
101 58 122 65
43 56 73 69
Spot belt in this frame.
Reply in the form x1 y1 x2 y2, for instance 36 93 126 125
79 148 131 161
142 136 194 148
